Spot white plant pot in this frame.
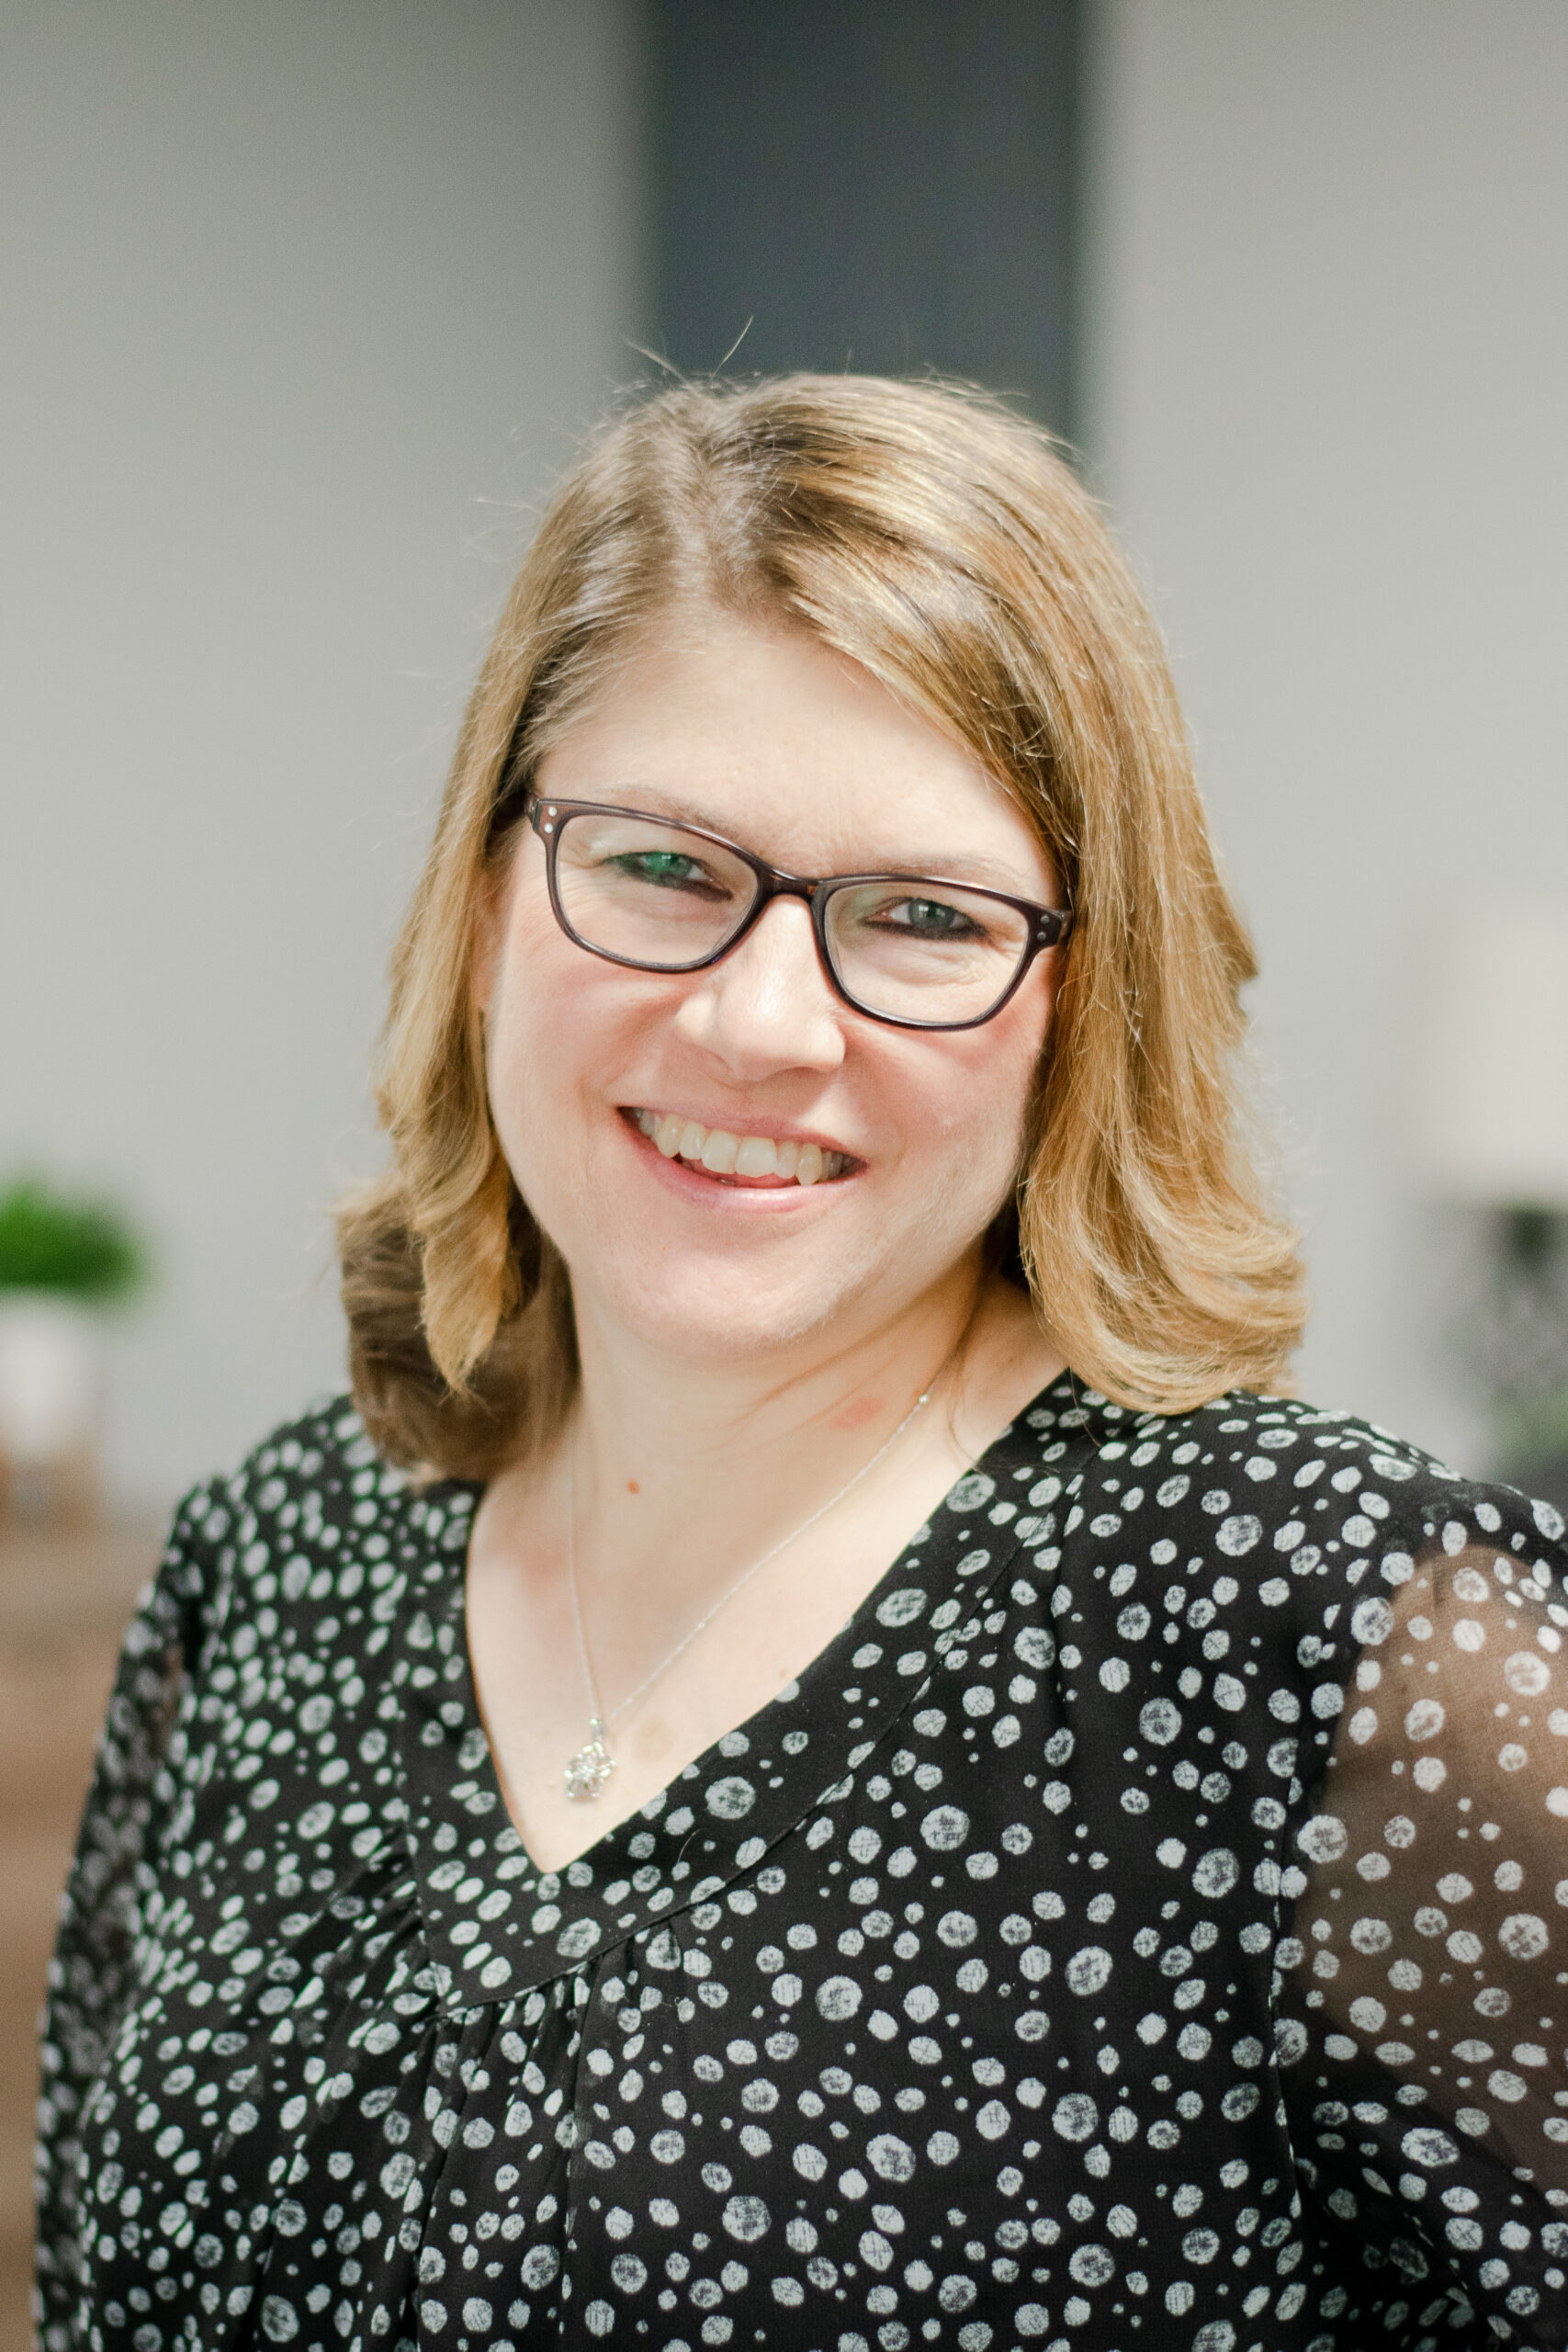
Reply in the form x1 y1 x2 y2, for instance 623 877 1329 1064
0 1293 104 1464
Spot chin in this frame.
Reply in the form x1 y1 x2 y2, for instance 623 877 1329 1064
565 1223 890 1364
523 1141 1009 1364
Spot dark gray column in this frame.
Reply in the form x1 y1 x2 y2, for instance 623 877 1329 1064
646 0 1083 435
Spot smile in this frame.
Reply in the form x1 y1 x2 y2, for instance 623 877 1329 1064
627 1108 852 1186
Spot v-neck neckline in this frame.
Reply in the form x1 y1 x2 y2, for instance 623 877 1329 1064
389 1371 1104 2012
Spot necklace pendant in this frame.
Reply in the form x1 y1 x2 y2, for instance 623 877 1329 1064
564 1720 614 1803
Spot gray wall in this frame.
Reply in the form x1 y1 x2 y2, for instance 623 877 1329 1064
0 0 643 1506
1084 0 1568 1471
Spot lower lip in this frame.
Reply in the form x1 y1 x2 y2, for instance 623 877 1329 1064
617 1111 859 1212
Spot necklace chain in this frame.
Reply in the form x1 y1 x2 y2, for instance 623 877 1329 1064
561 1369 945 1802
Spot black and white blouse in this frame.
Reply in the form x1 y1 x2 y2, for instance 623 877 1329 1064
35 1374 1568 2351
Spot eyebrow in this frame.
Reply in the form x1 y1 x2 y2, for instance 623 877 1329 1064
605 786 1057 899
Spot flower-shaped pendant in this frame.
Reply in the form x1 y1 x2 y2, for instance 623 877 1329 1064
564 1723 613 1802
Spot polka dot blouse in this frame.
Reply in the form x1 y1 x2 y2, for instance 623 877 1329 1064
35 1375 1568 2351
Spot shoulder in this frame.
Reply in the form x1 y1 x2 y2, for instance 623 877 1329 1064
1091 1383 1442 1482
1077 1382 1564 1550
1059 1378 1567 1653
218 1390 392 1502
198 1392 445 1534
166 1395 475 1648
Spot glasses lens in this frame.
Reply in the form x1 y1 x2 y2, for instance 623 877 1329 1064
553 808 760 968
825 879 1032 1024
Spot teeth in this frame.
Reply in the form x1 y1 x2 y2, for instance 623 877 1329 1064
631 1110 846 1185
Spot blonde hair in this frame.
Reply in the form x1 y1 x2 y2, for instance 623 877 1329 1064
339 375 1304 1476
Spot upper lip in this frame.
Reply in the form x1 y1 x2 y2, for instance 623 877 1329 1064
620 1103 861 1160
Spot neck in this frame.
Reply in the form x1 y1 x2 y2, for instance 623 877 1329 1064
476 1251 1065 1682
463 1253 1066 1845
565 1258 986 1548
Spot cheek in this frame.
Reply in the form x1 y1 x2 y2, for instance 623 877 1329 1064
484 911 588 1148
915 987 1052 1160
485 921 670 1159
491 865 608 1036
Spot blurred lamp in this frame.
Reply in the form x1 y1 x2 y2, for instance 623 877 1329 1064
1408 899 1568 1494
1409 902 1568 1208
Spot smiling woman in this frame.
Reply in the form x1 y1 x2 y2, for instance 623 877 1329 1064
344 377 1302 1481
36 380 1568 2352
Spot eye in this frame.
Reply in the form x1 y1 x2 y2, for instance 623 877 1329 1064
874 894 989 942
608 850 728 898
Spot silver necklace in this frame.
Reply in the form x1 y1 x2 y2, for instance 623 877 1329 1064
561 1372 944 1803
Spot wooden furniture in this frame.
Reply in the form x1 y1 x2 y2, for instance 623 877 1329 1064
0 1522 159 2352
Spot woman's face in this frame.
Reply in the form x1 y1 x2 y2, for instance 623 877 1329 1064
476 614 1066 1370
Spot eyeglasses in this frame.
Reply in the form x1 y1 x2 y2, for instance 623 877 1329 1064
526 797 1072 1032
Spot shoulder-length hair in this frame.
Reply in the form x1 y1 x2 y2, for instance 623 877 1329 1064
339 374 1304 1477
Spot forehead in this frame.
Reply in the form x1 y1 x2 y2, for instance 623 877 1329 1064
533 613 1058 895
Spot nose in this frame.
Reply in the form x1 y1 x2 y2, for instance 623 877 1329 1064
670 895 847 1076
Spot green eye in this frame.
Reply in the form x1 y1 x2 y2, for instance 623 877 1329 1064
615 852 701 885
887 897 984 939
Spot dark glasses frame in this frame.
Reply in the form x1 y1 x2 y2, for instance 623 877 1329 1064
527 796 1073 1033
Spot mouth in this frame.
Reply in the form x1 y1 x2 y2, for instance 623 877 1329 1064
624 1107 856 1188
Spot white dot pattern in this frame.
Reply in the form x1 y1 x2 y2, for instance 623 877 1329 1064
34 1379 1568 2349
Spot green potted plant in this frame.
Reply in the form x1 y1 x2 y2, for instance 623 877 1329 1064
0 1178 146 1516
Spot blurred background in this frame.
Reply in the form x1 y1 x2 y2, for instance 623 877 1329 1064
0 5 1565 2330
3 0 1567 1514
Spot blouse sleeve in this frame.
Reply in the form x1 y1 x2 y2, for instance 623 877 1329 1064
33 1481 229 2350
1279 1477 1568 2337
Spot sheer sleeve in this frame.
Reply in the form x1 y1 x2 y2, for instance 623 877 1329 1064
32 1482 228 2351
1279 1481 1568 2342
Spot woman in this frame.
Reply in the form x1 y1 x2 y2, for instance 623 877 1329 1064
37 378 1568 2352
